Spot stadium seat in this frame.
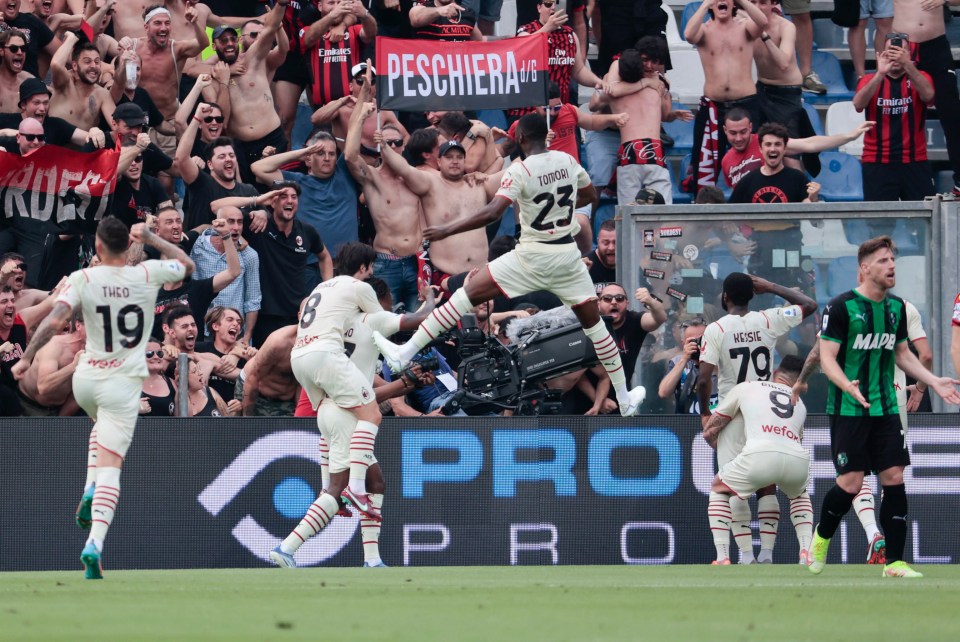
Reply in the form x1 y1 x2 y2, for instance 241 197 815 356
476 109 507 132
824 102 865 157
679 1 707 42
802 100 824 136
811 19 846 51
663 101 694 154
816 151 863 201
666 49 706 105
663 2 689 48
803 51 855 104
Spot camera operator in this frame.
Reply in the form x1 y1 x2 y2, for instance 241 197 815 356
658 317 718 414
381 350 464 416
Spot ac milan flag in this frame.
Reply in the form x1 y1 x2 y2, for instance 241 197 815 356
375 35 550 112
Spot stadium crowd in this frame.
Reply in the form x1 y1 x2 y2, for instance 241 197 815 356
0 0 956 419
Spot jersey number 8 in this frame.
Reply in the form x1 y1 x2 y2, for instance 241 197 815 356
300 293 322 329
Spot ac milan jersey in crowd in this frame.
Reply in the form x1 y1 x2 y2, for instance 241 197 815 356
858 71 932 164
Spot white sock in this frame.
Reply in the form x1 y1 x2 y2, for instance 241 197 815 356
790 492 814 552
708 491 732 561
582 321 629 401
89 466 121 550
348 420 379 496
729 495 755 563
854 482 880 541
280 492 340 555
402 287 472 361
83 426 98 489
318 436 330 491
362 493 384 564
757 494 780 560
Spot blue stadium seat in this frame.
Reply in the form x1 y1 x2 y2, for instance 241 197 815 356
816 151 863 201
679 1 707 42
826 256 858 298
663 102 694 154
802 100 824 136
476 109 507 132
804 51 855 105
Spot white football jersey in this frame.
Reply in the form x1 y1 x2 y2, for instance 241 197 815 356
345 311 402 382
700 305 803 399
894 300 925 404
715 380 808 456
495 150 590 244
292 275 383 355
56 261 186 379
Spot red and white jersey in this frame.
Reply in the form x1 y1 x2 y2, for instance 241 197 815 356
700 306 804 399
57 261 186 379
346 311 402 382
714 380 808 456
293 275 382 355
496 150 590 244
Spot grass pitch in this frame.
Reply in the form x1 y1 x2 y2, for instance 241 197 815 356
3 565 959 641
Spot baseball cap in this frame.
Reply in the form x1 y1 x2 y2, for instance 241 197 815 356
113 102 147 126
212 25 238 40
19 78 52 106
351 62 376 78
633 188 666 205
438 140 465 157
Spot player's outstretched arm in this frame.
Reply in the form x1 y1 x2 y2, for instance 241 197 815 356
131 224 196 278
791 340 821 405
895 341 960 405
750 274 817 318
12 302 73 380
424 195 511 242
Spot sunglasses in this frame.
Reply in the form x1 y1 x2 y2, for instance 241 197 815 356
541 1 556 7
3 44 25 54
548 104 561 112
245 31 260 39
203 116 225 124
680 316 706 329
13 262 26 271
132 155 143 163
383 139 404 148
600 294 627 303
145 350 162 359
20 133 45 142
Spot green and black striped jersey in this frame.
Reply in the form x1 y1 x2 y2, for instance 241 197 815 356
821 289 907 416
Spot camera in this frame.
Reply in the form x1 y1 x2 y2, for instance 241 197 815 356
436 313 600 416
690 336 702 361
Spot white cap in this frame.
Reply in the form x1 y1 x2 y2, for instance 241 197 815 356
351 62 376 77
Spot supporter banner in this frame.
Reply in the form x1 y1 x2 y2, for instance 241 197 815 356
375 36 549 112
0 144 119 232
2 415 958 571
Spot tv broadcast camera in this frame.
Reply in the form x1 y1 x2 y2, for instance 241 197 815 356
438 309 602 416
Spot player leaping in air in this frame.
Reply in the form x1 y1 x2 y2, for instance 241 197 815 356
372 113 646 416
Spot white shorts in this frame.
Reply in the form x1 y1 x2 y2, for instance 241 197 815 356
73 374 144 459
487 242 596 308
616 164 673 206
719 448 811 499
291 349 374 410
318 400 378 474
716 414 747 468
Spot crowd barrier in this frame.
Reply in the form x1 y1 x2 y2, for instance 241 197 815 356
2 415 957 571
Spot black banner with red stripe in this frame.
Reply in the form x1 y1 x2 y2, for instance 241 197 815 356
375 35 550 112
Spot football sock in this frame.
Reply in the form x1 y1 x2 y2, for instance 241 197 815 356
362 493 384 565
816 485 858 540
88 466 121 549
854 482 880 541
757 494 780 560
83 426 98 489
729 495 755 563
582 321 629 401
880 484 908 564
789 492 814 552
348 421 378 496
280 491 339 555
707 491 732 561
404 287 473 359
318 436 330 491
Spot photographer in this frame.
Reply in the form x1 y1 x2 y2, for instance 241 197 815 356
381 349 463 417
658 317 718 414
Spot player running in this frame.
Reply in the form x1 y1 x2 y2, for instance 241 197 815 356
12 218 194 579
372 113 646 416
698 272 817 564
703 355 812 565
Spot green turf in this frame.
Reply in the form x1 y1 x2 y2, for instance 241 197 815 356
3 565 958 641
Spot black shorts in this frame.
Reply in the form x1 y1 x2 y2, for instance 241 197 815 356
862 162 935 201
830 414 910 475
274 51 311 87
